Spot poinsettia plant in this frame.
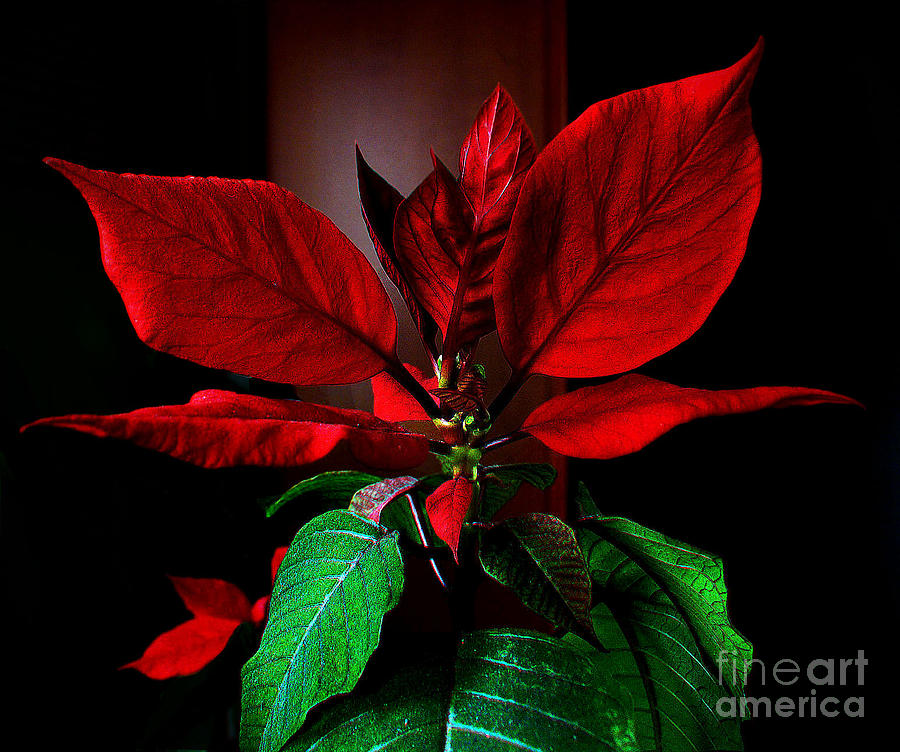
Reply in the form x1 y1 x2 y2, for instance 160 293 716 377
25 39 860 751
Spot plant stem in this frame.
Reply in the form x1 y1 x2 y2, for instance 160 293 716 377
478 430 527 452
405 494 447 590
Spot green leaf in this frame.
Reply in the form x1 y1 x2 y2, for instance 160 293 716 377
479 513 597 644
285 630 639 751
480 462 558 520
573 479 601 518
239 510 404 752
573 493 749 751
362 475 446 550
261 471 381 518
580 510 752 695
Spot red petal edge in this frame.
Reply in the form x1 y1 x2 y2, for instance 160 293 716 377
495 41 764 379
22 390 429 470
520 373 861 459
45 158 398 386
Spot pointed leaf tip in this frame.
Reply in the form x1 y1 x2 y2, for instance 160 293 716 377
495 45 764 379
522 374 860 460
425 477 476 561
24 390 429 470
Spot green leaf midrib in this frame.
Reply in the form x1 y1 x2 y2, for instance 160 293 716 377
585 522 742 690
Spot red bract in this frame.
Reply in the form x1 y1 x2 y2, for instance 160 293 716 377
123 547 287 680
393 86 536 363
26 390 429 470
43 159 398 387
426 477 477 560
29 40 859 572
519 375 861 459
371 363 437 423
494 40 763 381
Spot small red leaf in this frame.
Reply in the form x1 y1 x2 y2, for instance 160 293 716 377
121 616 241 679
394 88 535 357
495 41 764 379
425 477 476 560
429 388 486 416
371 363 437 423
459 85 536 241
349 476 419 523
45 158 398 385
520 373 861 459
23 390 429 470
394 154 474 343
168 576 253 622
356 146 439 353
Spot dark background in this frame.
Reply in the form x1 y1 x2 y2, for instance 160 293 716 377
2 2 896 750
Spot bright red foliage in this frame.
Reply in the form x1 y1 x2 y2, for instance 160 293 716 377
124 548 288 680
371 363 437 423
494 40 764 379
44 158 399 386
25 390 429 470
393 86 535 357
425 477 476 560
32 41 861 617
520 374 861 459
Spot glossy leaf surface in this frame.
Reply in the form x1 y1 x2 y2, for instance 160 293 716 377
25 390 429 470
424 477 476 560
285 630 638 751
575 508 748 751
480 514 595 642
46 158 398 385
521 373 859 459
240 511 404 752
495 42 764 378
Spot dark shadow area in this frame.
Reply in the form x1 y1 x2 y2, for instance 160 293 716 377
568 7 898 751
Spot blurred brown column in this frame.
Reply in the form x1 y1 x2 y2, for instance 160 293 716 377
267 0 568 515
